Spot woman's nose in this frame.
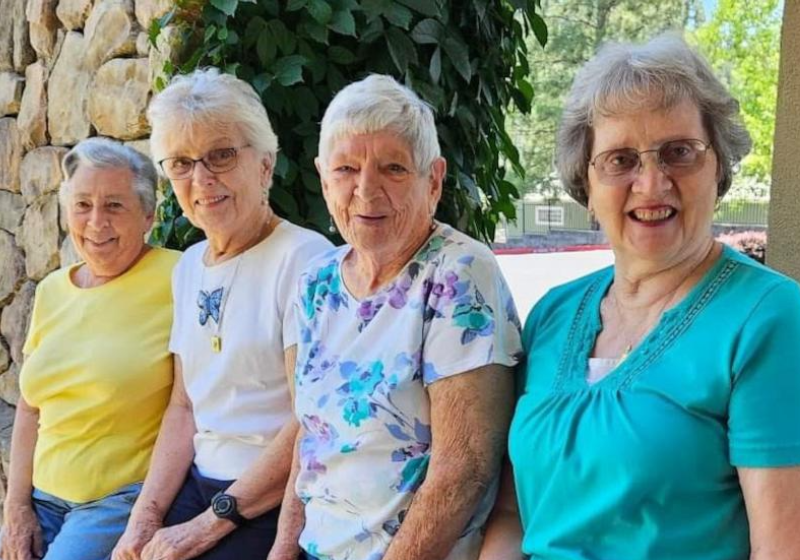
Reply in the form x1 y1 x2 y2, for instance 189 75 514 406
87 207 109 229
191 159 218 186
354 164 382 200
632 152 672 196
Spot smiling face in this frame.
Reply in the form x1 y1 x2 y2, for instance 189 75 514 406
66 165 153 279
317 131 445 264
587 98 719 270
160 123 273 241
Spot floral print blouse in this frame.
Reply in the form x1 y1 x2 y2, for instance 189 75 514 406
294 224 523 560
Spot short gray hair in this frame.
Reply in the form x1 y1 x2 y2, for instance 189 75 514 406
60 137 158 215
147 68 279 171
556 33 752 206
318 74 440 174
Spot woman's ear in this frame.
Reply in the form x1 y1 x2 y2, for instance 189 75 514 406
315 157 329 196
428 157 446 209
260 154 274 188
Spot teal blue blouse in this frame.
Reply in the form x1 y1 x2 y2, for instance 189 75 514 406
509 245 800 560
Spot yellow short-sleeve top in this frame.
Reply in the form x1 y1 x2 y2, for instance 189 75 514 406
20 247 181 503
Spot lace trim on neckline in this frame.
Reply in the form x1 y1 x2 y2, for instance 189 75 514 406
553 257 740 392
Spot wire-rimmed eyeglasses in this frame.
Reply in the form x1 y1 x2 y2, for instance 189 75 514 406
589 139 713 186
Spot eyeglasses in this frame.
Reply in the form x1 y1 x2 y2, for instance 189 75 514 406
158 145 251 180
589 139 712 186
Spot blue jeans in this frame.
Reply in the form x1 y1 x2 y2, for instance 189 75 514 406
31 482 142 560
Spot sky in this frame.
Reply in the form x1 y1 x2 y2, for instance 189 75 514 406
703 0 717 18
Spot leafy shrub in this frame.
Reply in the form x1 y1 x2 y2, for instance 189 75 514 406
716 230 767 263
148 0 547 249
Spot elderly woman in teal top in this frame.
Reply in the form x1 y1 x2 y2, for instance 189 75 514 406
480 34 800 560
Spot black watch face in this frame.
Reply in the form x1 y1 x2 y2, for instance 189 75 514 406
213 494 236 517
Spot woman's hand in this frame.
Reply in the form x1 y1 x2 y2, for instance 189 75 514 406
111 513 162 560
140 511 232 560
1 500 43 560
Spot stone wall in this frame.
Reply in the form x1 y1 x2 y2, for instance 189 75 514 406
0 0 179 518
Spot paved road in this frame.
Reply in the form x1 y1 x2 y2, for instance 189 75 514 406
497 250 615 322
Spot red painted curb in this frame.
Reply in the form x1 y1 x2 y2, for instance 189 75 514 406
493 244 611 255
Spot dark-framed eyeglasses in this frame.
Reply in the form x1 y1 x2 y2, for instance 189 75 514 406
158 145 252 180
589 138 713 186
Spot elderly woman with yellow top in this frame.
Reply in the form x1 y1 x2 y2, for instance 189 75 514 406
0 138 179 560
111 68 331 560
480 34 800 560
268 74 522 560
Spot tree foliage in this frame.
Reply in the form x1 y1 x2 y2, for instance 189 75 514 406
693 0 782 195
148 0 547 249
507 0 703 198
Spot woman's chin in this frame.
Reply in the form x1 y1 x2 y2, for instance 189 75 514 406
196 214 237 239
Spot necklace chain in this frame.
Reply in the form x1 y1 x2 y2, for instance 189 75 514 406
604 241 719 361
198 212 278 352
204 210 278 266
606 288 674 361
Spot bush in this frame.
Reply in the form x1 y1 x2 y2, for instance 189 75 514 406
716 230 767 263
148 0 548 250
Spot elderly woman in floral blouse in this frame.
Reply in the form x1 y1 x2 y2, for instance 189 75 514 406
267 74 523 560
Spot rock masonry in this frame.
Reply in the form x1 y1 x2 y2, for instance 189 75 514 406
0 0 181 519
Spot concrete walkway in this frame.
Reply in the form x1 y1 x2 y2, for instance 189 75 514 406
496 250 615 322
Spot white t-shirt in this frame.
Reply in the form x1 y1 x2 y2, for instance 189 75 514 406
170 221 332 480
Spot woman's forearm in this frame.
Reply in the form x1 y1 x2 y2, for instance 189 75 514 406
224 416 299 518
129 401 196 523
4 399 40 508
267 427 306 560
384 366 513 560
383 463 492 560
226 345 300 518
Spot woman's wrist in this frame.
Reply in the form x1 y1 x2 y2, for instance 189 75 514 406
2 497 35 523
3 493 33 511
128 499 166 526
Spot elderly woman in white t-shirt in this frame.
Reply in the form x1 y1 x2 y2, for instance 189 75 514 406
111 68 331 560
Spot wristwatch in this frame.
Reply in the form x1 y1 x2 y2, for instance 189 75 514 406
210 491 247 526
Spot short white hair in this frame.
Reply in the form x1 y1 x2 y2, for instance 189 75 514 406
147 68 279 169
318 74 441 174
60 137 157 215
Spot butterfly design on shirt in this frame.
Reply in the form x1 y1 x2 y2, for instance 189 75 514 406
198 288 224 326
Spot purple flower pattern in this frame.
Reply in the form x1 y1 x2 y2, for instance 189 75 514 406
293 224 522 560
